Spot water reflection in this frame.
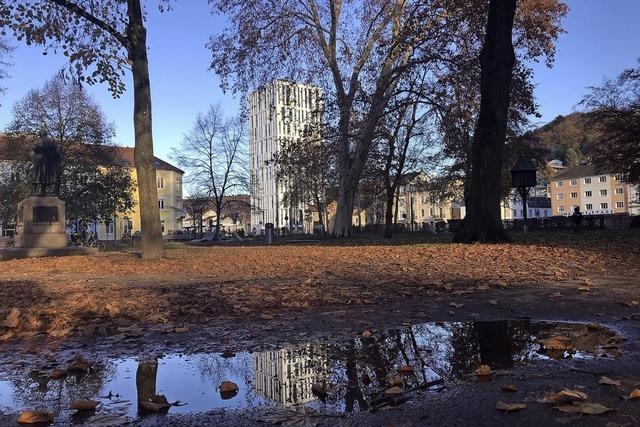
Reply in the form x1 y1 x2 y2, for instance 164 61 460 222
0 320 617 424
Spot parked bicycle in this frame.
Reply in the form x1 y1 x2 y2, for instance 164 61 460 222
70 231 106 252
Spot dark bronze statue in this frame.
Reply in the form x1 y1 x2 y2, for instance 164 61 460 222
32 128 61 196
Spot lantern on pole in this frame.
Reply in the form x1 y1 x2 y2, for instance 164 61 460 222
511 156 537 233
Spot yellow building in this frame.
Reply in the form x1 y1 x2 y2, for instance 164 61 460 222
95 147 185 240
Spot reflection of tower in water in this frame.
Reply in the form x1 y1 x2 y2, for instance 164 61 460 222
253 342 330 405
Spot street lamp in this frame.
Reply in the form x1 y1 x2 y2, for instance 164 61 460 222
511 156 537 234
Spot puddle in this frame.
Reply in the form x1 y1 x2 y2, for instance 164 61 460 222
0 320 621 424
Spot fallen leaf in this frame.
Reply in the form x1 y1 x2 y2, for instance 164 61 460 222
627 389 640 399
48 369 66 380
539 336 573 351
598 376 621 386
554 401 615 415
69 399 99 411
385 386 404 395
543 388 588 404
362 330 372 338
386 375 403 387
496 401 526 412
17 410 53 424
550 292 563 298
219 381 239 399
173 326 189 333
3 307 21 328
474 364 493 377
449 302 464 309
620 300 639 308
67 355 91 372
501 384 518 392
398 365 414 375
488 299 499 306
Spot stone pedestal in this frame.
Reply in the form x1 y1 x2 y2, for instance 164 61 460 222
15 196 68 248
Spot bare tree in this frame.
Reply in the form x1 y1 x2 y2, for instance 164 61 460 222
209 0 453 236
2 0 172 258
0 37 11 102
581 60 640 185
172 105 247 241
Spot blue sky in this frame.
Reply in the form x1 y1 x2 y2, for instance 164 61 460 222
1 0 639 161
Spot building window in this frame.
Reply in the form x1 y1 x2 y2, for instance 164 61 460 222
570 179 577 186
158 199 165 210
157 177 164 189
570 192 578 198
586 204 593 210
106 223 114 234
556 180 563 187
556 194 564 200
616 201 624 208
615 187 624 195
584 177 591 184
584 191 592 197
600 203 608 209
160 220 165 233
558 206 565 213
615 174 624 181
599 176 607 183
599 189 608 196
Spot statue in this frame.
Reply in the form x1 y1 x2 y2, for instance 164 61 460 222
32 128 61 196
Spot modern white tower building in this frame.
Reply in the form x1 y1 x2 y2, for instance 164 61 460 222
248 80 322 233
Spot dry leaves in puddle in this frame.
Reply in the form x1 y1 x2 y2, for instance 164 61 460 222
598 376 621 387
474 364 493 377
17 410 54 425
495 401 526 412
539 336 574 351
554 402 615 415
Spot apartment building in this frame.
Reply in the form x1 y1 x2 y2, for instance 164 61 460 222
249 80 322 233
95 147 185 240
549 164 636 216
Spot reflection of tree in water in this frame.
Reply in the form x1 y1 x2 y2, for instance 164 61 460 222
8 362 115 416
136 359 158 411
448 321 541 378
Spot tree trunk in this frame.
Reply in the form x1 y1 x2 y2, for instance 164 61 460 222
384 186 395 238
214 205 222 241
332 172 356 237
454 0 516 243
127 0 164 258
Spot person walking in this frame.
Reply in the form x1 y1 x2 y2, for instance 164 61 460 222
572 206 583 234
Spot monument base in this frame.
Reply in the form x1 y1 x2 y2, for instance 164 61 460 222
15 196 68 249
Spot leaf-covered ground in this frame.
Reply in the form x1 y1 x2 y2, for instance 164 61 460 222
1 233 639 343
